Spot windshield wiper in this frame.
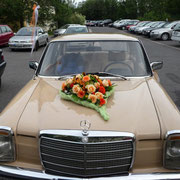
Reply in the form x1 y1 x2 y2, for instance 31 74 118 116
88 72 127 80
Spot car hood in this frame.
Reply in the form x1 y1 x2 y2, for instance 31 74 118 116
10 35 36 41
17 77 160 140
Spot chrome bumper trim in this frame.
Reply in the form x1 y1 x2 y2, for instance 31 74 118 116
0 165 180 180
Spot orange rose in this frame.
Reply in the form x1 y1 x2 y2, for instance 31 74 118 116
62 82 66 91
108 79 112 86
88 94 97 103
83 75 90 82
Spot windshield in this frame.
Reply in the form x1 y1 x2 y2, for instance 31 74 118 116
16 27 37 36
39 40 150 77
174 23 180 30
65 27 88 34
164 22 177 28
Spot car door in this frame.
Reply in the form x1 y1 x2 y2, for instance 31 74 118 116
0 27 3 45
5 26 13 43
0 26 7 45
40 28 47 45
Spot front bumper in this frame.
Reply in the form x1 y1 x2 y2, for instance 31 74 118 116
150 33 161 39
8 43 33 49
1 165 180 180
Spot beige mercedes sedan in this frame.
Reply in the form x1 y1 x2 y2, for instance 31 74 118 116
0 33 180 179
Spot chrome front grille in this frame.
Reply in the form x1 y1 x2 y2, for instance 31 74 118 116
39 130 135 178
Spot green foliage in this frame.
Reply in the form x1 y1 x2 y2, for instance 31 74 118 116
69 12 86 25
1 0 180 32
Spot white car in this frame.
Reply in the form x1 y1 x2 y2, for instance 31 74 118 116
8 27 49 51
150 21 180 41
171 22 180 43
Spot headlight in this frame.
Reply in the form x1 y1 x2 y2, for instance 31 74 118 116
0 126 15 162
164 130 180 169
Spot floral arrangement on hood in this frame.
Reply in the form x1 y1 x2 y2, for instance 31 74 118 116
59 73 115 120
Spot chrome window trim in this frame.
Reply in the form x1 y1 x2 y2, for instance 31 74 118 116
39 130 136 174
36 75 152 80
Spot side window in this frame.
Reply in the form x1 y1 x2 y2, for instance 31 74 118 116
0 27 2 34
5 26 12 32
1 26 7 33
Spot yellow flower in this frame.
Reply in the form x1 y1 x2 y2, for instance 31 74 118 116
86 84 96 93
88 94 97 103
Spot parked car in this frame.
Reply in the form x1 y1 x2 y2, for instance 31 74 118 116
134 21 153 34
126 21 140 31
64 25 89 34
118 20 139 30
129 21 150 33
8 27 48 51
0 49 6 88
150 21 180 41
142 21 168 37
99 19 112 26
0 33 180 179
0 25 14 46
115 19 131 29
171 22 180 43
54 24 80 37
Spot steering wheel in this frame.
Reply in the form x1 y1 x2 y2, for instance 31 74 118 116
103 62 134 75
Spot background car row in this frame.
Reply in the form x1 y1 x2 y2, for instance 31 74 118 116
110 19 180 42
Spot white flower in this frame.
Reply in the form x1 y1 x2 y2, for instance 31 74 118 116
102 79 109 87
66 78 73 85
95 92 104 99
72 84 81 94
86 84 96 93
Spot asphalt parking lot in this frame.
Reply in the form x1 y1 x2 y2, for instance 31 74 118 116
0 26 180 113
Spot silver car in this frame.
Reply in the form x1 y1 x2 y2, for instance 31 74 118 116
64 25 89 34
171 22 180 43
53 24 80 37
150 21 180 41
8 27 49 51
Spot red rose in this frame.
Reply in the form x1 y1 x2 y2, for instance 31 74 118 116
77 90 85 98
70 83 74 88
100 98 106 106
98 86 106 94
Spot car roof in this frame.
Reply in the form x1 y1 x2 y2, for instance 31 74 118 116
52 33 139 42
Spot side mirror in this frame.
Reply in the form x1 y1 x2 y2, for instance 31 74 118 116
29 61 39 70
150 61 163 71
